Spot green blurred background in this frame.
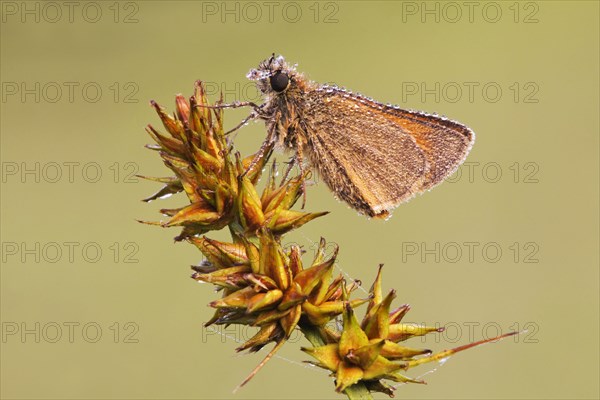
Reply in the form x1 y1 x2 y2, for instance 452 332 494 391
1 1 598 399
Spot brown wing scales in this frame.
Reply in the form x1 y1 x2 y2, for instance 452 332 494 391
300 88 474 217
385 109 474 191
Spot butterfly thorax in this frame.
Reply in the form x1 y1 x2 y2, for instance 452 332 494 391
262 76 317 152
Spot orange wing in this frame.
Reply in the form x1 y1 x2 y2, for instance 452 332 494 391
299 87 474 217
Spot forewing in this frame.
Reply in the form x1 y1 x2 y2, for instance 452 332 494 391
381 106 475 191
301 88 474 217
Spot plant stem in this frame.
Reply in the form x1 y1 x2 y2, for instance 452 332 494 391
300 323 326 347
344 383 373 400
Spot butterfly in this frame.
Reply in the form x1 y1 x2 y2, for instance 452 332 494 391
216 55 474 219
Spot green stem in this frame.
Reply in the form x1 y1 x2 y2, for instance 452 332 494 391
300 323 326 347
344 383 373 400
300 324 373 400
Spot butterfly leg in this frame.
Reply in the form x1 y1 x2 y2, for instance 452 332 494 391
241 122 277 178
280 155 297 184
295 143 308 209
224 112 259 136
197 100 261 110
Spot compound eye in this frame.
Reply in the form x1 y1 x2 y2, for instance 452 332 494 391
270 72 289 92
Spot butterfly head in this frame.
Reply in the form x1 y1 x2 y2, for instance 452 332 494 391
247 54 300 95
